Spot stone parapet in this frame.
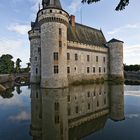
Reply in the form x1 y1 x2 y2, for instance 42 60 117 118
67 41 108 54
38 8 69 26
28 30 40 40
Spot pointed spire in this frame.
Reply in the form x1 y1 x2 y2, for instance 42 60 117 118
42 0 62 9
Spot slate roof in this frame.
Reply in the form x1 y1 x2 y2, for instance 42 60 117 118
42 0 62 9
108 38 124 43
67 23 107 47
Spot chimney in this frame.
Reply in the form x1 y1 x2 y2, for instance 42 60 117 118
70 15 75 31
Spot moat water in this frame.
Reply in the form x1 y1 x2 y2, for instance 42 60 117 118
0 83 140 140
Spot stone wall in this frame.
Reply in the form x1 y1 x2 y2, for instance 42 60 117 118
0 74 14 83
67 41 108 84
108 41 123 79
38 8 69 88
29 29 41 83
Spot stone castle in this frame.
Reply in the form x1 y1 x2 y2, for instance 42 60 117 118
28 0 124 88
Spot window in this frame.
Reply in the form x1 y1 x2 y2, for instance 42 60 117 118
87 67 90 73
38 47 41 53
104 67 106 73
59 41 62 47
54 65 59 74
97 100 99 107
54 52 59 60
94 91 96 96
35 57 37 61
36 68 38 74
75 106 79 113
67 67 70 74
104 98 106 105
87 55 90 62
67 95 70 102
75 53 78 61
36 92 38 98
55 102 59 111
50 9 52 13
68 108 71 116
99 67 101 73
87 91 90 97
88 103 90 110
67 53 70 60
59 28 62 36
93 67 95 73
103 57 106 63
96 56 98 62
55 115 59 124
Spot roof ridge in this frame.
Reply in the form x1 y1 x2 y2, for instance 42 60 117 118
75 23 101 32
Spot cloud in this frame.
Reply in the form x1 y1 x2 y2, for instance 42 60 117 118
124 44 140 64
7 23 30 35
124 44 140 57
9 111 30 121
68 0 81 14
125 91 140 97
126 114 140 119
29 0 41 19
0 38 30 67
107 23 140 35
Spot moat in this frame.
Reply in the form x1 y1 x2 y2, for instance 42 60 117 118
0 83 140 140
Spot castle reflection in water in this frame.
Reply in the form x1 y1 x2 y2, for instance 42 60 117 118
30 83 124 140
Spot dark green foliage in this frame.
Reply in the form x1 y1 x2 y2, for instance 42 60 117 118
81 0 129 11
124 64 140 71
15 58 22 73
0 87 14 98
0 54 14 74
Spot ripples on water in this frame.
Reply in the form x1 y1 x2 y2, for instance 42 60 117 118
0 83 140 140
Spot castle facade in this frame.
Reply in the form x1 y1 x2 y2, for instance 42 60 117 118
28 0 124 88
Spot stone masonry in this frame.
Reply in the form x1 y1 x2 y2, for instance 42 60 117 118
28 0 124 88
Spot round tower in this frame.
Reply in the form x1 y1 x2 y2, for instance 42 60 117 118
107 38 124 81
28 27 41 84
38 0 69 88
109 84 125 121
30 85 42 140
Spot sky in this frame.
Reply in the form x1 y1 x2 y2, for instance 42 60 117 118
0 0 140 67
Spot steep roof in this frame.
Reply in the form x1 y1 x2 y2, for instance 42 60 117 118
42 0 62 9
67 23 107 47
108 38 124 43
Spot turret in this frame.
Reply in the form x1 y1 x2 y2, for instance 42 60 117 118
30 85 42 140
38 0 69 88
107 38 124 81
28 24 41 84
109 84 125 121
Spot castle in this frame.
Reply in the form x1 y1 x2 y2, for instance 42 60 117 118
28 0 124 88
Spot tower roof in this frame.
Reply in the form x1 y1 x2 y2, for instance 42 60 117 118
108 38 124 43
42 0 62 9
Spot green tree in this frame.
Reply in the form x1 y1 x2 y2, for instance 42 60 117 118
0 54 14 74
81 0 129 11
124 64 140 71
15 58 22 73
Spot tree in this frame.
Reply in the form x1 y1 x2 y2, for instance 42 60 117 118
0 54 14 74
124 64 140 71
15 58 22 73
81 0 129 11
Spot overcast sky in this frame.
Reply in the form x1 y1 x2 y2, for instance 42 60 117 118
0 0 140 67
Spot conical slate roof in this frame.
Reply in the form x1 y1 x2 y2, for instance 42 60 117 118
42 0 62 9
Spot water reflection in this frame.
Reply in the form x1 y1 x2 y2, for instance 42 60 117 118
30 83 124 140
